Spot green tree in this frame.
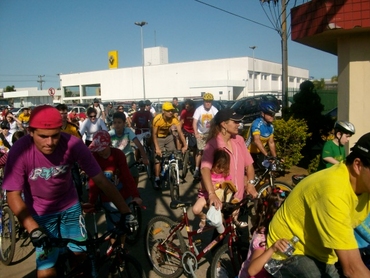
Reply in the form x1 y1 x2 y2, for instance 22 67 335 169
274 117 310 169
4 85 16 92
312 78 325 90
331 75 338 82
289 80 335 167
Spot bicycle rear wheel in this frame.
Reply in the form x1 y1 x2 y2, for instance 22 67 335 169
0 206 16 265
169 165 180 201
210 243 242 278
257 181 293 199
145 216 186 278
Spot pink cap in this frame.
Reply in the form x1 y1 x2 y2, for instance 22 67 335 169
89 130 111 152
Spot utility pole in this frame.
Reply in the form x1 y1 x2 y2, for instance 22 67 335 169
37 75 45 90
281 0 289 110
249 46 257 96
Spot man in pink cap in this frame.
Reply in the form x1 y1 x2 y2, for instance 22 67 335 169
2 105 135 277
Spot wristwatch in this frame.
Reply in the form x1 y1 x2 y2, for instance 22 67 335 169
248 179 256 185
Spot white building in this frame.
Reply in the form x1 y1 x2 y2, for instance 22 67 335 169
60 46 308 104
2 87 62 108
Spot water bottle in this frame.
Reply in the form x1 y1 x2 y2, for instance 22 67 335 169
264 235 299 275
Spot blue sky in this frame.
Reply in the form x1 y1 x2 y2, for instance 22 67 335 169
0 0 337 90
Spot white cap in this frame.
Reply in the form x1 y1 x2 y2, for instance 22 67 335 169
206 206 225 234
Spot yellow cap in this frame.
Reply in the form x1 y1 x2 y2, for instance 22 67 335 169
162 102 175 111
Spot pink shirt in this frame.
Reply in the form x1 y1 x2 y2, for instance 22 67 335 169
3 133 101 215
201 133 253 201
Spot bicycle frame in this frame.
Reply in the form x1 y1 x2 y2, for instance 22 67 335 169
155 199 249 274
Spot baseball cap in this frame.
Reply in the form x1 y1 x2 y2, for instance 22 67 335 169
350 132 370 160
214 108 244 125
93 98 99 103
145 100 152 105
162 102 175 111
29 105 62 129
89 130 111 152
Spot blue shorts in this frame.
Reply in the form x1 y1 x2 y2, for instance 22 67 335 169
33 203 87 270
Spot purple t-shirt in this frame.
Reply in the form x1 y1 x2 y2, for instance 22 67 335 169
2 133 101 215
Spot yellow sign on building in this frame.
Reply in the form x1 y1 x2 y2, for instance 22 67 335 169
108 50 119 69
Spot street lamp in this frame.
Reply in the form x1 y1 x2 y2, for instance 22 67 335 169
249 46 257 96
134 21 148 100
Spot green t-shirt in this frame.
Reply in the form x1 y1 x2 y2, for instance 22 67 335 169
318 140 346 170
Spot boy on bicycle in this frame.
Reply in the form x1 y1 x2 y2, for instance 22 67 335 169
2 105 136 278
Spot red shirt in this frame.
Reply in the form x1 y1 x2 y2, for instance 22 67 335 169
180 108 195 134
88 147 139 203
131 110 153 134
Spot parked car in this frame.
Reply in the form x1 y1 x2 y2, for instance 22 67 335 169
68 106 87 119
230 94 281 127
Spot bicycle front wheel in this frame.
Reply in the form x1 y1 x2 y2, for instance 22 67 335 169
145 215 186 278
169 165 180 201
112 251 147 278
257 181 294 199
210 243 242 278
0 206 16 265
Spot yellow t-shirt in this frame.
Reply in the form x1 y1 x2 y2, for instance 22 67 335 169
61 122 82 139
153 114 179 138
267 162 370 264
18 113 30 123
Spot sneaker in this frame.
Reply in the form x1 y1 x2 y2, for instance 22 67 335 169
153 178 161 190
193 169 200 179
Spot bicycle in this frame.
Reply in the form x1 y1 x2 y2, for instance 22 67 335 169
135 128 154 187
158 150 183 201
0 188 34 265
144 197 252 278
254 156 294 198
49 205 146 277
181 131 196 180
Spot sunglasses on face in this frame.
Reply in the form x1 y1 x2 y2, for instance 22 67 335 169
89 115 97 118
164 110 173 113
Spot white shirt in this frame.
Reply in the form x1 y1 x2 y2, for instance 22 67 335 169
193 105 218 134
79 118 108 141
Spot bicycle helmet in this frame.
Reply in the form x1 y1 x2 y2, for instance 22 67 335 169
138 100 145 107
203 93 214 101
259 101 278 114
334 121 355 135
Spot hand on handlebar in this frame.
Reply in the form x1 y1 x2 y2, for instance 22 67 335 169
119 213 139 235
246 183 258 199
30 227 50 249
155 149 162 157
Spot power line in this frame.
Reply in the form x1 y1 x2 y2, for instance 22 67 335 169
194 0 276 31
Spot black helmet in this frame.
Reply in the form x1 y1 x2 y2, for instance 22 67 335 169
145 100 152 106
334 121 355 135
259 101 278 114
93 98 99 103
138 100 145 107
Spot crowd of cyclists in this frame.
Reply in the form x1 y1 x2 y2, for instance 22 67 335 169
1 91 370 277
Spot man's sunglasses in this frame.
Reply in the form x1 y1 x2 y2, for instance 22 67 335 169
89 115 97 118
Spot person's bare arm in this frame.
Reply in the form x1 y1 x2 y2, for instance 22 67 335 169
193 119 200 138
7 191 39 232
201 167 222 210
152 125 162 157
245 164 257 198
267 135 277 157
91 172 130 214
336 249 370 277
323 156 340 165
133 137 149 165
253 134 268 156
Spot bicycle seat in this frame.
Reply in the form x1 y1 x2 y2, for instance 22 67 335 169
170 199 192 209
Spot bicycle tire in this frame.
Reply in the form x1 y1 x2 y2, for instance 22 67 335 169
256 181 294 199
181 150 189 179
112 251 147 278
0 206 16 265
210 243 242 278
126 203 142 245
169 165 180 201
145 215 186 278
